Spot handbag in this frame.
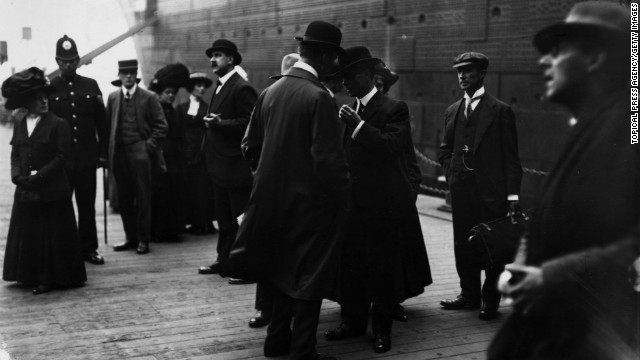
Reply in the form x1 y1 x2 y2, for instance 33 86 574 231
468 211 530 268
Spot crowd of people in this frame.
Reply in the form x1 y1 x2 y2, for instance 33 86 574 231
1 1 638 360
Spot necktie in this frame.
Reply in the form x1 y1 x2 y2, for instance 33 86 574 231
465 95 481 119
357 102 365 116
125 91 131 101
215 80 222 94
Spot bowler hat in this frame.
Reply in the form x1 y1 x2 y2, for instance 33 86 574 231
148 63 190 94
2 67 56 110
333 46 382 75
56 34 79 61
111 59 141 86
295 21 345 55
188 72 213 90
534 1 630 54
205 39 242 65
452 52 489 70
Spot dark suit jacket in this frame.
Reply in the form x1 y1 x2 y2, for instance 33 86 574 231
49 74 108 168
10 112 72 202
204 71 257 188
105 86 167 171
439 92 522 212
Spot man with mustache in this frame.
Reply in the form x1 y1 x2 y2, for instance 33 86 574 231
197 39 257 285
438 52 522 320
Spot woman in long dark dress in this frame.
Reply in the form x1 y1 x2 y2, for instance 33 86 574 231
175 72 217 234
1 67 86 295
148 63 189 242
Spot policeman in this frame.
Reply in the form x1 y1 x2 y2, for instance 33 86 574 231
49 35 109 265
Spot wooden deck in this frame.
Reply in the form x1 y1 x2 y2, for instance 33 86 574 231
0 124 508 360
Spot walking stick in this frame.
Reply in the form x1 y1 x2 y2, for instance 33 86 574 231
103 167 108 244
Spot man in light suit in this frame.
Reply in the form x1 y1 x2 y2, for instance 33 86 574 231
106 59 167 255
196 39 257 282
439 52 522 320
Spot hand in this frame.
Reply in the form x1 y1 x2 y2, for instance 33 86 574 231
338 105 362 128
12 175 29 187
499 264 544 314
508 200 521 216
203 113 222 128
97 157 108 169
25 174 43 187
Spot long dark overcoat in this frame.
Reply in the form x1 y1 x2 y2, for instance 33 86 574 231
227 67 350 301
342 91 432 303
488 93 640 360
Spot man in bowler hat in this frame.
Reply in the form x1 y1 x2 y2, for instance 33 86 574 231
489 2 639 359
48 35 108 265
196 39 257 283
323 46 432 353
236 20 350 360
106 59 167 255
439 52 522 320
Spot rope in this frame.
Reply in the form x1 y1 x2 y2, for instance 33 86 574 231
413 147 549 176
419 183 449 196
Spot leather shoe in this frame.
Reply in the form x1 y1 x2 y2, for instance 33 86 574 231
113 241 137 251
198 262 221 274
324 323 365 341
394 304 408 322
479 303 499 320
249 311 271 328
228 278 255 285
373 333 391 353
440 295 481 310
32 285 51 295
136 242 150 254
84 252 105 265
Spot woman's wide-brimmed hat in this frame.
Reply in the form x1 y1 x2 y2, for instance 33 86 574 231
111 59 142 86
148 63 190 94
1 67 56 110
534 1 630 54
374 62 399 92
295 21 345 55
205 39 243 65
333 46 381 75
188 72 213 89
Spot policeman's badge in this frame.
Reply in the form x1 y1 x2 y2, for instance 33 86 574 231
63 40 72 50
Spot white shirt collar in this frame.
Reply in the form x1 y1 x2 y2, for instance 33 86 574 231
121 83 137 97
358 87 378 108
464 86 485 102
293 61 318 79
217 68 237 88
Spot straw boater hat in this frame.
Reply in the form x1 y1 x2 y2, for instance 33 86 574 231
55 34 79 61
148 63 190 94
1 67 56 110
533 1 630 54
205 39 243 65
295 21 346 55
333 46 382 75
187 72 213 90
111 59 142 87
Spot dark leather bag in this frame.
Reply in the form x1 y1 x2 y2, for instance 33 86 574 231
468 211 530 269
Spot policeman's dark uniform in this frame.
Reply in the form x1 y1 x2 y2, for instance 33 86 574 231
48 35 108 263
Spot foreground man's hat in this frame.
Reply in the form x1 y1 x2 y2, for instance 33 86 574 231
205 39 243 65
295 21 346 55
111 59 141 86
56 34 79 60
534 1 630 53
2 67 56 110
452 52 489 70
334 46 381 75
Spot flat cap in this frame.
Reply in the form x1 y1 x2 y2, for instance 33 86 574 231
452 52 489 70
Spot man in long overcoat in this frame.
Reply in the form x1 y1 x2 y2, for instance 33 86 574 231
231 21 350 360
439 52 522 320
323 47 432 354
489 2 639 359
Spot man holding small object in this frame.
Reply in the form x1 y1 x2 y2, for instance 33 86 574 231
438 52 522 320
197 39 257 282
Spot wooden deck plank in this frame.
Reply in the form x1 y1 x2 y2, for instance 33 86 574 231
0 124 504 360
